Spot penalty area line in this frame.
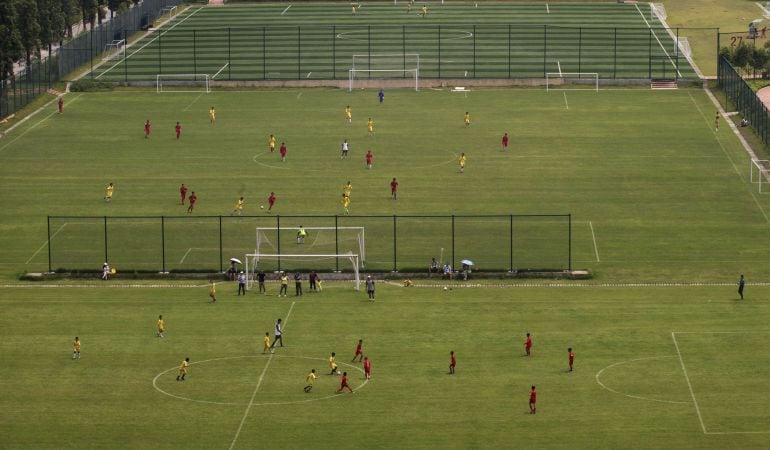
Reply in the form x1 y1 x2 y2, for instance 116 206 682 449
589 221 599 262
281 4 291 15
212 63 229 79
179 247 193 264
229 301 295 450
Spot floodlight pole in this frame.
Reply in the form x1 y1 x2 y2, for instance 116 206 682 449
47 216 52 273
218 216 223 273
161 216 166 273
104 216 109 265
335 215 340 272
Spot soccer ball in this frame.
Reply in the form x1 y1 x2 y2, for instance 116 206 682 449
443 286 448 291
260 205 264 209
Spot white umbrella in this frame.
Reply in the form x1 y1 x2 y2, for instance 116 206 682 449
230 258 242 264
460 259 474 266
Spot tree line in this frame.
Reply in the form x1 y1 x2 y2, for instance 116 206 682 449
720 42 770 79
1 0 140 78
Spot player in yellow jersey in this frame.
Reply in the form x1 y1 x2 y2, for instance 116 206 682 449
367 118 374 136
464 112 470 127
343 181 352 197
304 369 317 392
156 315 165 338
104 182 114 202
342 193 350 215
421 5 428 17
263 332 271 353
269 134 276 152
209 280 217 303
72 337 81 359
458 153 466 173
231 196 245 216
209 106 216 124
176 357 190 381
345 105 352 123
352 4 357 15
329 352 340 375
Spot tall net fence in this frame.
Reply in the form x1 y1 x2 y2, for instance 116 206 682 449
717 56 770 150
45 214 572 274
87 24 704 82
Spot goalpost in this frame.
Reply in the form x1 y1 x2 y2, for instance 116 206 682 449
245 253 361 291
102 39 125 62
156 74 211 93
750 159 770 193
349 53 420 91
255 226 366 264
545 73 599 92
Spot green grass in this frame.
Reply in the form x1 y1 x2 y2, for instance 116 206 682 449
1 87 767 282
2 283 770 448
91 2 697 81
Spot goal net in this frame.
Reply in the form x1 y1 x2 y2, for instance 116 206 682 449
349 53 420 91
245 253 361 291
102 39 125 62
255 226 366 264
545 73 599 91
156 74 211 93
676 37 691 60
750 159 770 193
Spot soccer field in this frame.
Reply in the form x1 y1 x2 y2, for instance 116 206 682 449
2 57 770 446
90 1 697 82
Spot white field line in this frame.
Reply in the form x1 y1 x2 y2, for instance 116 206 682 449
183 92 205 111
652 7 704 78
546 3 549 14
673 330 770 334
229 301 295 450
562 91 569 110
634 4 682 78
595 355 691 405
96 6 204 80
306 71 312 78
589 221 599 262
296 92 302 99
671 332 707 434
0 94 83 152
179 247 193 264
281 5 291 15
26 223 67 264
690 90 770 224
557 60 562 76
212 63 229 79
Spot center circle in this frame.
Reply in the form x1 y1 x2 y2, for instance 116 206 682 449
152 355 368 406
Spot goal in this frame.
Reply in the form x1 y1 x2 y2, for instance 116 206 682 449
102 39 125 62
349 53 420 91
156 74 210 93
245 253 361 291
545 73 599 92
255 226 365 264
651 3 666 21
750 159 770 193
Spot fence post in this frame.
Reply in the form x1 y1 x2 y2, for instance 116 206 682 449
262 27 266 80
333 25 336 80
543 25 547 78
473 24 476 78
578 27 582 74
158 32 162 75
193 30 197 77
47 216 52 273
335 215 340 272
297 25 301 79
438 25 441 78
228 28 231 80
508 24 511 78
403 25 406 74
451 215 455 271
567 213 572 272
392 215 397 272
161 216 166 273
648 29 652 79
104 216 109 264
509 215 513 272
219 215 223 273
613 27 617 79
276 215 281 271
675 28 680 79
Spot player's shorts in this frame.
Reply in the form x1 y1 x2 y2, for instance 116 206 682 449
340 382 349 388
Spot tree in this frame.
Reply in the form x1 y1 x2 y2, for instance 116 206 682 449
37 0 66 54
751 47 769 77
80 0 97 30
732 43 753 74
60 0 79 38
16 0 41 67
0 0 24 78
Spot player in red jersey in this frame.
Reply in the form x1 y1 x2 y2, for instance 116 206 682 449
267 192 276 213
501 132 509 151
390 178 398 200
144 120 151 138
568 347 574 372
179 184 188 205
187 191 197 213
279 142 287 162
336 371 354 393
524 332 532 356
352 339 363 362
449 350 456 374
58 97 63 113
175 122 181 139
529 386 537 414
363 356 371 379
365 150 373 169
